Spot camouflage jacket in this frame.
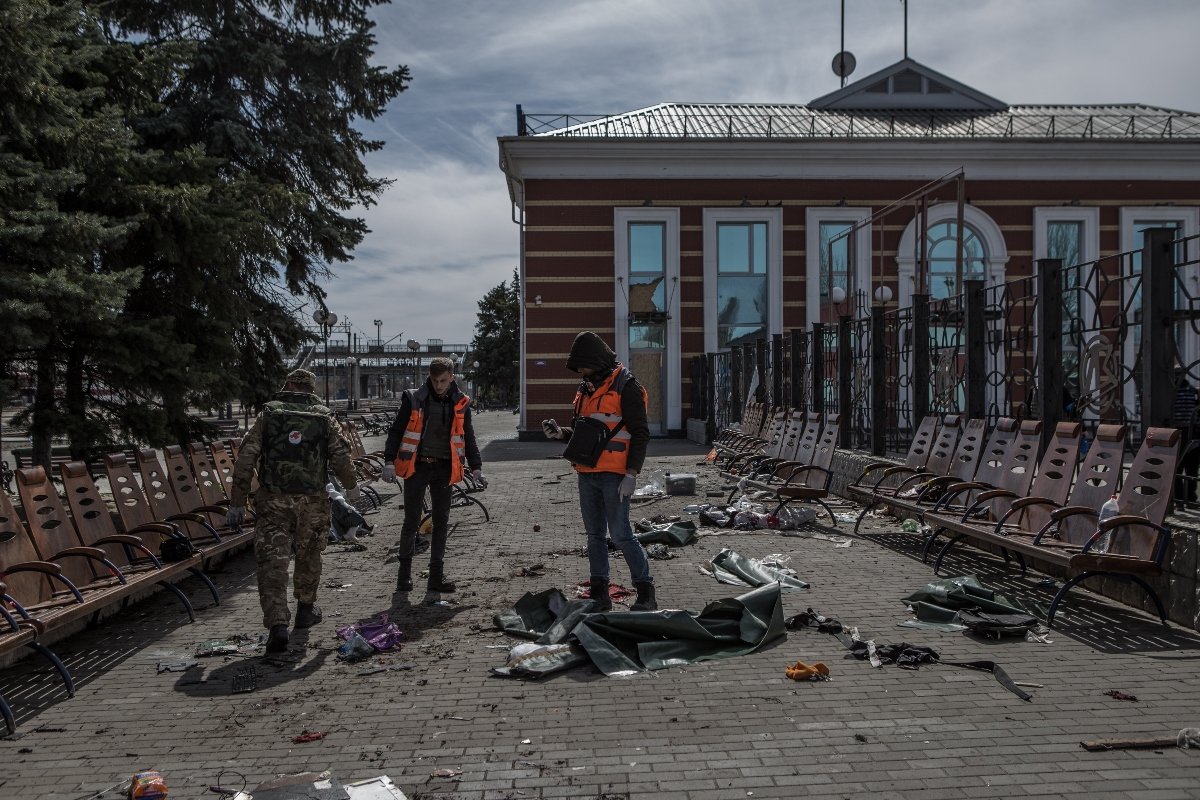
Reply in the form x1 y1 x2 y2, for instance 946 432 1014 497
229 391 357 504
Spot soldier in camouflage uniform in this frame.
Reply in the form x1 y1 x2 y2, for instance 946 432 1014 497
227 369 359 654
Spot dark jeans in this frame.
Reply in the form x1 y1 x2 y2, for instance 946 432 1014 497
578 471 652 584
399 458 453 564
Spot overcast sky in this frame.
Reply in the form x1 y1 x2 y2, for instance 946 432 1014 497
313 0 1200 350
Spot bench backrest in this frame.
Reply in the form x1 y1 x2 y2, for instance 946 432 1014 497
776 410 807 462
791 412 824 467
59 461 134 568
104 453 159 531
1056 424 1127 543
922 414 964 477
187 443 227 506
207 441 236 499
1107 427 1182 558
948 418 988 481
163 446 206 513
0 489 52 605
762 410 794 458
973 417 1021 489
903 415 941 469
136 448 185 520
15 467 94 588
811 414 842 472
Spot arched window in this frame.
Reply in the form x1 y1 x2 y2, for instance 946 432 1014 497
926 221 987 299
895 203 1008 307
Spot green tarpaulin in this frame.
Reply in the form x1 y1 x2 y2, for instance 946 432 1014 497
491 583 786 678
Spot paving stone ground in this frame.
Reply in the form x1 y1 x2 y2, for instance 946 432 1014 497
2 411 1199 799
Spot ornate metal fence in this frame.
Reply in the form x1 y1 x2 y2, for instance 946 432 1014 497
698 228 1193 473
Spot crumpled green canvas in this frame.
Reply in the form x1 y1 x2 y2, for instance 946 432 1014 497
633 519 697 546
702 547 810 591
899 575 1031 631
491 583 786 678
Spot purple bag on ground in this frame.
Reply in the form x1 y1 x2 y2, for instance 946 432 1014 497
335 613 405 652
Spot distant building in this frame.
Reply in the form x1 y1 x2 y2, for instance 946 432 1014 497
498 58 1200 439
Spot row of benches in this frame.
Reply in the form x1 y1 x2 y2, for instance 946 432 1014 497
0 440 260 734
712 404 1184 628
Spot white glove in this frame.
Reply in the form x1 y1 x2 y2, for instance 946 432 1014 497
381 463 396 483
472 469 488 489
618 473 636 501
226 506 245 529
542 419 563 440
345 486 361 501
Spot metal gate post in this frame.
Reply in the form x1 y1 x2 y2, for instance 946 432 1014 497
1036 258 1063 452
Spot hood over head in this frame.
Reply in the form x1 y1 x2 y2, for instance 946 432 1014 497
565 331 616 374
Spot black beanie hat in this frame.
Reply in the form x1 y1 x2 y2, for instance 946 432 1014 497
565 331 616 373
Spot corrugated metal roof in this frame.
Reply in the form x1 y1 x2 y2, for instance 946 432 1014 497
521 103 1200 140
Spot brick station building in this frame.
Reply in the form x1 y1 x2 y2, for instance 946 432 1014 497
498 58 1200 440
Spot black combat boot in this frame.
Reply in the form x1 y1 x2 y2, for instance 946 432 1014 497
426 561 456 593
294 602 322 629
396 559 413 592
589 578 613 612
265 624 289 654
631 581 657 611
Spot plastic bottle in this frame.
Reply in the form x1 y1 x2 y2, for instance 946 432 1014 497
1094 494 1120 553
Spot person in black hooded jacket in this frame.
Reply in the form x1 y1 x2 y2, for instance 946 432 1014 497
544 331 657 611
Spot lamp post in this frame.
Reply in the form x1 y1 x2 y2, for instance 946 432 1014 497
473 360 481 404
373 319 383 347
312 309 338 403
347 357 358 409
407 339 420 390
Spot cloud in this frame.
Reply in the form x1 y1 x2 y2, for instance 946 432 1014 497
316 0 1200 348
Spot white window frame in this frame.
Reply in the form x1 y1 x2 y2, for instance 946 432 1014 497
805 207 872 327
1033 206 1101 423
1119 207 1200 403
702 207 784 353
895 203 1009 307
614 207 681 432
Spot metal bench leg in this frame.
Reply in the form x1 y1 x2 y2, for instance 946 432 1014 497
159 581 196 623
853 501 878 536
817 499 838 527
1125 575 1169 626
27 642 74 697
1047 573 1092 627
920 526 942 563
188 567 221 606
933 533 967 575
0 694 14 737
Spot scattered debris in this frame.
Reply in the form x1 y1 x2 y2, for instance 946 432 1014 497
232 665 258 694
1104 689 1139 702
533 524 541 532
291 731 326 743
356 664 415 676
514 564 546 577
429 767 462 778
784 660 830 681
156 660 198 674
645 543 676 560
1081 736 1179 751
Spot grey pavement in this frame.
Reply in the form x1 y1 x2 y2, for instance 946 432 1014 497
2 409 1199 799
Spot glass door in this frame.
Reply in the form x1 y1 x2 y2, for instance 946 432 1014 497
628 222 668 434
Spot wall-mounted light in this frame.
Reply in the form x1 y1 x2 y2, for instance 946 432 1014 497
874 285 894 305
534 295 542 305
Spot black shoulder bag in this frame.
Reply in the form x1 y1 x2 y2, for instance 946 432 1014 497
562 417 626 468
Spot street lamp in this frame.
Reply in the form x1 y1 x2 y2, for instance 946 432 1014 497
347 357 358 409
407 339 420 390
312 309 338 403
373 319 383 347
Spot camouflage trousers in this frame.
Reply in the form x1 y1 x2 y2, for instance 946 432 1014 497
254 491 330 628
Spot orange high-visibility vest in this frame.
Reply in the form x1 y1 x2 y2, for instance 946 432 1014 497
572 365 646 474
393 390 471 484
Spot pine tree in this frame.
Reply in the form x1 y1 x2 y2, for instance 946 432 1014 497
470 269 521 407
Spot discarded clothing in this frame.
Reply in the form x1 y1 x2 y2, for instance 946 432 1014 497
838 638 940 668
785 608 847 634
900 575 1045 638
335 613 404 652
633 519 697 546
784 660 830 681
699 548 809 591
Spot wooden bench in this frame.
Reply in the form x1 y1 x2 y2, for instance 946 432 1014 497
923 427 1182 627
